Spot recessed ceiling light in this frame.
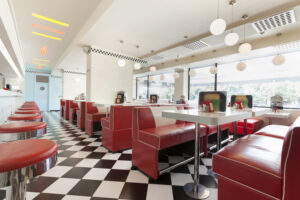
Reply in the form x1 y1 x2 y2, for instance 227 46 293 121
33 58 49 62
32 24 65 35
41 46 47 55
32 13 69 27
32 32 62 40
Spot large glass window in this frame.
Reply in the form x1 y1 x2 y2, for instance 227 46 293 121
189 67 215 101
137 76 148 99
218 51 300 108
149 73 175 101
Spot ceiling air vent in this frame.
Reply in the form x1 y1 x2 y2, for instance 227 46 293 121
183 39 209 50
147 55 164 61
252 9 296 34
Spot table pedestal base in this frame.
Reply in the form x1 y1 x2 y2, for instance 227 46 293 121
184 183 210 199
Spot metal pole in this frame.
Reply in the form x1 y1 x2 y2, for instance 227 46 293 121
194 122 199 194
214 63 218 91
217 125 221 150
233 121 237 140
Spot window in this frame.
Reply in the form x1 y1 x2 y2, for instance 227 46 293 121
149 73 175 101
189 67 215 101
137 76 148 99
218 51 300 108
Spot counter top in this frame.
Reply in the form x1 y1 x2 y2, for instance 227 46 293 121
0 89 24 97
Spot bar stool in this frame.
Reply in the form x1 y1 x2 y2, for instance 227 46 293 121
8 114 43 122
15 110 41 114
0 122 47 142
60 99 65 118
69 100 79 124
0 139 57 200
18 107 39 111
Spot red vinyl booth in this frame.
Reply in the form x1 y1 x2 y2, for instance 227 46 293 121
63 100 70 120
60 99 65 117
212 116 300 200
8 114 43 122
237 118 263 135
76 101 86 129
69 100 79 124
132 106 207 179
85 102 106 136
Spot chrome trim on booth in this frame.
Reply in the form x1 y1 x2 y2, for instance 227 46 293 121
0 153 57 200
0 128 46 142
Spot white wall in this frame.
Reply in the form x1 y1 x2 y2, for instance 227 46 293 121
62 72 86 99
174 69 188 102
87 47 133 104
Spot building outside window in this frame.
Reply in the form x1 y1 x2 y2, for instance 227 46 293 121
149 73 175 101
136 76 148 99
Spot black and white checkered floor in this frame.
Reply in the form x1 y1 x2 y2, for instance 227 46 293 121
2 112 218 200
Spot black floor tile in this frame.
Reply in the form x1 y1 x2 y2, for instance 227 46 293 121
68 179 102 196
119 182 148 200
27 177 58 192
87 152 105 159
119 154 132 161
105 169 130 182
58 151 76 157
62 167 90 179
33 193 64 200
149 173 172 185
94 160 116 169
58 158 83 166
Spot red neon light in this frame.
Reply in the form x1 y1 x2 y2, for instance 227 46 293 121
32 24 65 35
41 46 47 56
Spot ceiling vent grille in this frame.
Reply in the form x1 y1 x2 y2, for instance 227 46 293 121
182 40 209 50
252 9 296 34
147 55 164 61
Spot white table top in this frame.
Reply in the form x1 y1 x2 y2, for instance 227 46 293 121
162 109 252 125
264 112 291 118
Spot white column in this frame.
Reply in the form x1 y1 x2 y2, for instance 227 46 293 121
174 68 188 102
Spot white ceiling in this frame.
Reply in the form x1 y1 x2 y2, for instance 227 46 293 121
80 0 297 58
11 0 102 71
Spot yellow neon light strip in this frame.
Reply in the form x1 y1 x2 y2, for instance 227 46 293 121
32 32 62 40
33 58 49 62
32 13 69 27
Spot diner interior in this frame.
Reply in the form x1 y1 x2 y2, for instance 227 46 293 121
1 0 300 199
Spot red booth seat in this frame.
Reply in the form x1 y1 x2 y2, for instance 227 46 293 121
237 118 263 135
213 116 300 200
63 100 70 120
76 101 86 129
69 100 79 124
255 124 290 139
60 99 65 117
85 102 106 136
8 114 43 122
15 110 41 114
132 106 206 179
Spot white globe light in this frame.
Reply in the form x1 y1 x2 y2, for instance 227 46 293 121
160 74 165 81
134 63 142 70
173 72 179 79
224 32 239 46
210 18 227 35
149 76 153 82
118 59 126 67
239 43 252 54
149 66 156 72
272 55 285 66
209 66 218 74
189 69 196 77
237 61 247 71
139 78 144 83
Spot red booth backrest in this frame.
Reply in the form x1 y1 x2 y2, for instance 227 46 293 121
60 99 65 106
70 100 78 109
86 102 98 114
281 116 300 200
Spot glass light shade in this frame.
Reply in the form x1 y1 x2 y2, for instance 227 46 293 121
173 72 179 79
209 66 218 74
239 43 252 54
75 77 81 82
139 78 144 83
224 32 239 46
134 63 142 70
149 66 156 72
148 76 153 82
118 59 126 67
160 74 165 81
210 18 227 35
272 55 285 66
189 69 196 77
236 61 247 71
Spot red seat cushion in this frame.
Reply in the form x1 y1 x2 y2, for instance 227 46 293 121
213 135 283 199
237 118 263 129
255 125 289 139
8 114 43 121
15 110 41 114
101 117 110 129
19 107 39 111
0 122 47 133
0 139 57 172
86 113 106 121
139 123 206 149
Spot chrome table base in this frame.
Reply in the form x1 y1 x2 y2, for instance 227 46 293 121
184 183 210 199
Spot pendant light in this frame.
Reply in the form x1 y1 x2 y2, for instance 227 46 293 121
149 76 153 82
134 45 142 70
150 66 156 72
225 1 239 46
209 66 218 74
173 72 179 79
139 77 144 83
210 0 227 35
118 40 126 67
236 61 246 71
272 54 285 66
189 69 196 77
238 16 252 54
160 74 165 81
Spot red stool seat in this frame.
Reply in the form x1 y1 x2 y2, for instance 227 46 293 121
0 122 46 133
0 139 57 173
237 118 263 135
8 114 43 121
15 110 41 114
18 107 39 111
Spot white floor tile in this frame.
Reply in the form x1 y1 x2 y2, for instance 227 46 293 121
41 166 72 177
188 164 208 175
126 170 149 183
202 158 212 166
101 153 121 160
170 173 193 186
123 149 132 154
112 160 132 170
62 195 91 200
94 147 108 153
56 157 67 165
70 151 91 158
62 141 80 146
26 192 39 200
43 178 80 194
88 142 102 147
93 181 124 198
66 145 85 151
76 159 99 168
146 184 173 200
82 138 97 142
83 168 110 180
